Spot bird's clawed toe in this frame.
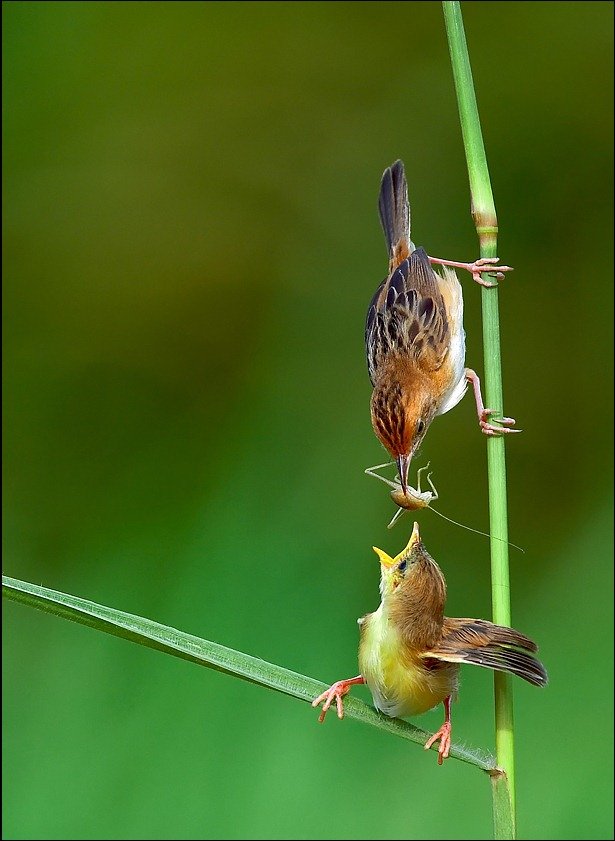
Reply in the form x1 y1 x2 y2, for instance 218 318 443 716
479 408 521 436
424 721 452 765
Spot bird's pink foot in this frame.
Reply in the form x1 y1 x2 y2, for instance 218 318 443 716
311 676 364 723
428 255 513 287
466 257 513 287
480 408 521 436
424 721 452 765
465 369 522 437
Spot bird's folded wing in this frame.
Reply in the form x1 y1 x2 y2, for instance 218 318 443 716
365 248 451 384
423 618 548 687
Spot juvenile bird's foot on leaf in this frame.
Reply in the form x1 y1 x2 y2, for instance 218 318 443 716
424 721 452 765
429 255 513 287
312 676 364 723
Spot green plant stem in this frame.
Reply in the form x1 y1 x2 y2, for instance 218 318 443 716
2 575 495 771
443 2 516 838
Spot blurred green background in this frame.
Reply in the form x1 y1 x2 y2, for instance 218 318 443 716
3 2 613 839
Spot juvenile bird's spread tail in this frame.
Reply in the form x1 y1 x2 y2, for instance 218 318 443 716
428 618 548 688
379 160 412 271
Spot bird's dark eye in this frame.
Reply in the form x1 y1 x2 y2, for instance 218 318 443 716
398 560 407 573
417 420 425 434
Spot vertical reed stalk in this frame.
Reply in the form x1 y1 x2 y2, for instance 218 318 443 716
442 3 516 837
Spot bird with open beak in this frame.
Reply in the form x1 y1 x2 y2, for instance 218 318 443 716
312 522 547 764
365 160 518 495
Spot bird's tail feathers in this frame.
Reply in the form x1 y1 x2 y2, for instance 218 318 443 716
430 619 548 687
379 160 411 270
449 644 548 687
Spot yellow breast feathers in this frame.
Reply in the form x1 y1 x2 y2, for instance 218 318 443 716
358 604 457 719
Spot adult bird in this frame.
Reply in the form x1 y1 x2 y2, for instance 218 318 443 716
365 160 517 494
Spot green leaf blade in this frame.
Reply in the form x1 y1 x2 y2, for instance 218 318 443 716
3 575 494 771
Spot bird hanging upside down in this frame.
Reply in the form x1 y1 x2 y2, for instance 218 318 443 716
365 160 519 495
312 522 547 764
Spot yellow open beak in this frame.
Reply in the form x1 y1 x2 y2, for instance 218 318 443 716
405 521 421 552
372 545 395 568
373 522 421 568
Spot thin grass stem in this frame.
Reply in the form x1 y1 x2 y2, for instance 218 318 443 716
443 3 516 837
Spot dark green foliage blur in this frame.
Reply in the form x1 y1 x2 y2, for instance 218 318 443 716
3 2 613 839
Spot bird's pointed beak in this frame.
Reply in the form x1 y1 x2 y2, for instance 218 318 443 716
396 521 421 561
373 546 395 568
409 520 421 549
396 454 411 496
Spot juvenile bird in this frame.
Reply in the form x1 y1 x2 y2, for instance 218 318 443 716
366 160 518 494
312 522 547 764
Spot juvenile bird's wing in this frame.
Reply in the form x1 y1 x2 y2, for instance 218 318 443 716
423 618 548 687
365 247 452 385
